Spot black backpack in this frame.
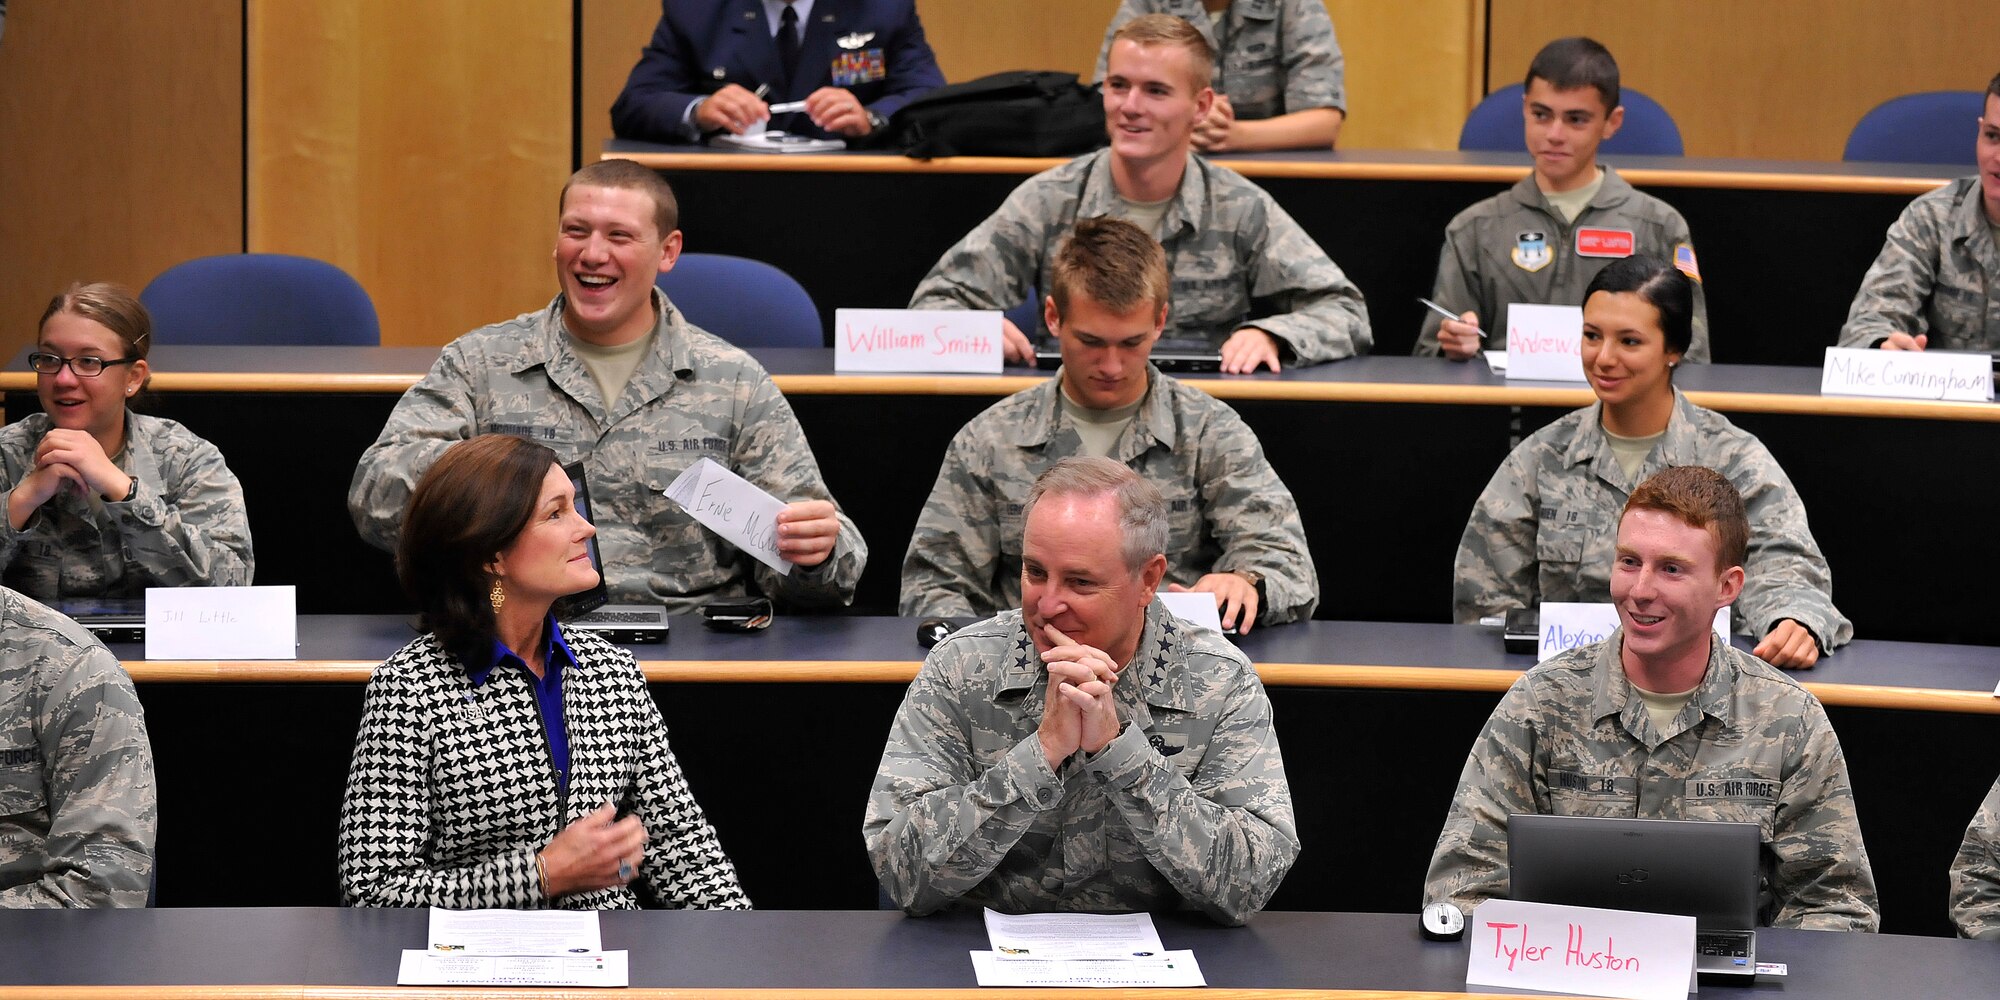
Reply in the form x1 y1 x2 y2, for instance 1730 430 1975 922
875 70 1107 159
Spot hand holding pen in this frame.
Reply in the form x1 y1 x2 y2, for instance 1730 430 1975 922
694 82 772 135
1420 297 1488 362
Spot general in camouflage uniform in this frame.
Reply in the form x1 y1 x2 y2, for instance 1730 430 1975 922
1837 178 2000 352
347 289 865 613
0 411 254 600
1094 0 1346 123
907 148 1370 364
864 604 1297 925
0 587 155 907
1950 773 2000 939
899 364 1317 623
1454 389 1850 651
1414 167 1710 361
1423 630 1880 930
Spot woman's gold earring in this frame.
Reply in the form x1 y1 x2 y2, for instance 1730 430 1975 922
489 579 505 613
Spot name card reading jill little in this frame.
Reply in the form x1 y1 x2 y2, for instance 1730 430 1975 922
1466 898 1694 1000
145 585 297 660
1821 346 1993 402
1539 601 1729 662
835 308 1003 373
663 457 792 576
1504 303 1587 382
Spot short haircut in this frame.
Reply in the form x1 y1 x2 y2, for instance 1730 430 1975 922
1048 216 1170 320
1987 71 2000 102
559 159 679 238
41 281 153 390
1583 254 1695 358
1023 456 1167 573
398 434 560 662
1623 465 1749 571
1110 13 1215 91
1526 36 1620 113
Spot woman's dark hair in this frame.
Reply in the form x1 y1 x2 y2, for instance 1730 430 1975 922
397 434 557 662
1582 254 1695 358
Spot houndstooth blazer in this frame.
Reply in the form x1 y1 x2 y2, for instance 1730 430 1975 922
338 627 749 910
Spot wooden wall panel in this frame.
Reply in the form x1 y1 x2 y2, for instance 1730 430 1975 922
249 1 570 347
0 1 242 362
1328 0 1482 150
582 0 664 172
1489 1 2000 161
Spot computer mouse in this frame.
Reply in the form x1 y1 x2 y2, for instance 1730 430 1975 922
1419 901 1466 941
917 617 953 649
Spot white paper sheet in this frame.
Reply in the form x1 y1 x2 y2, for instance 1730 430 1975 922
397 950 627 987
1465 898 1694 1000
970 950 1205 988
1155 591 1224 634
144 585 296 660
426 906 602 955
982 908 1165 960
663 457 792 575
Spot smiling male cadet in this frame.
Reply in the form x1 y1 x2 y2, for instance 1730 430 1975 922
908 13 1368 375
901 217 1317 633
1415 37 1709 362
349 160 865 613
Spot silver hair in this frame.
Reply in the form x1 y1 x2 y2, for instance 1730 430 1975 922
1022 456 1167 572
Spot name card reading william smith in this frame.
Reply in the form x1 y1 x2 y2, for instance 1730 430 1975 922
835 308 1002 373
663 457 792 575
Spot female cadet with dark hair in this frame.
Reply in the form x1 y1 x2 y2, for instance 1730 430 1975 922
338 433 747 910
1452 255 1849 669
0 282 252 598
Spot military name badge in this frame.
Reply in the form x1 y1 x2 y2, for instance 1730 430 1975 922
831 48 886 86
1511 231 1552 272
1574 227 1634 258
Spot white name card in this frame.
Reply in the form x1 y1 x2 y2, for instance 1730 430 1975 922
1466 898 1694 1000
1155 591 1223 634
1504 303 1587 382
834 308 1003 373
1820 346 1993 402
145 586 297 660
1538 601 1730 662
663 457 791 576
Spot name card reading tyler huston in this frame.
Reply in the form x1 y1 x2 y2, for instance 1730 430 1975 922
1503 303 1587 383
1821 346 1993 402
145 585 298 660
835 308 1003 373
1538 601 1730 662
1466 898 1695 1000
663 457 792 575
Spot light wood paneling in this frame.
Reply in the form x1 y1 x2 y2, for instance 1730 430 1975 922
581 0 667 171
1489 1 2000 161
1328 0 1482 150
0 1 242 362
249 1 571 347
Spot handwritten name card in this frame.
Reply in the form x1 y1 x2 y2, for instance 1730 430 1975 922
1465 898 1694 1000
835 308 1002 373
145 586 297 660
1821 346 1992 402
1539 602 1730 662
1155 591 1224 634
1504 304 1587 382
663 458 791 575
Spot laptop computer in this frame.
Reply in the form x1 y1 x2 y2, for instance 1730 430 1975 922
1508 813 1761 977
1034 336 1222 373
54 596 147 644
557 462 669 644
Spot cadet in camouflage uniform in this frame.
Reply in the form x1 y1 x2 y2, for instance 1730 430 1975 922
1 587 156 907
1950 773 2000 939
2 282 252 601
1837 81 2000 352
1428 467 1879 931
867 458 1297 925
349 162 864 613
1417 37 1708 362
903 217 1315 629
911 14 1369 373
1094 0 1346 151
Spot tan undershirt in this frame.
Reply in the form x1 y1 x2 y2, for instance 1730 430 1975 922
1631 679 1701 736
1060 385 1143 458
1541 167 1606 224
566 330 654 407
1115 194 1173 240
1603 426 1665 480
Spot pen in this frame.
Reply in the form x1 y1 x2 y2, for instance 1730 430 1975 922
752 83 770 100
1418 297 1487 340
766 100 807 115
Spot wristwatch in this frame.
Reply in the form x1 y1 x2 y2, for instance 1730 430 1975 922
104 475 137 503
866 110 888 133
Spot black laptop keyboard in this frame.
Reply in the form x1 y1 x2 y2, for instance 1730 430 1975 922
580 610 659 624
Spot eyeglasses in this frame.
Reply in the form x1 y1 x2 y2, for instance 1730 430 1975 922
27 352 140 378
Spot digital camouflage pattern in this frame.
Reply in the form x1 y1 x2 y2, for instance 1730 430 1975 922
348 292 865 613
1423 631 1880 931
1950 772 2000 939
1415 168 1710 361
908 149 1371 363
1838 178 2000 351
1453 389 1850 650
0 587 155 907
864 603 1297 926
899 367 1316 622
1093 0 1346 117
0 412 254 600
